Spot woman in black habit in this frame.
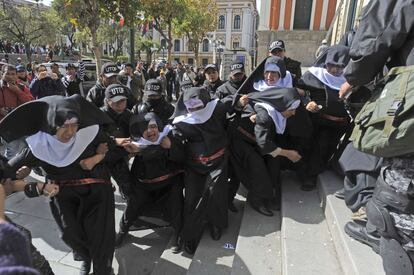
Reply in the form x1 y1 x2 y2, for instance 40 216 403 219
229 57 308 216
171 86 239 254
297 45 351 190
0 95 116 275
116 112 184 252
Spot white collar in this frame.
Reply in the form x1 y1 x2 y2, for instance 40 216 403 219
131 125 173 146
172 99 219 125
308 67 346 90
26 125 99 167
253 71 293 91
255 100 300 134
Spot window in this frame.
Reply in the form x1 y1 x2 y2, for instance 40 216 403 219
232 41 240 49
234 15 241 29
188 58 194 65
202 58 208 66
160 39 166 49
293 0 313 29
202 39 209 52
174 39 180 52
218 15 225 30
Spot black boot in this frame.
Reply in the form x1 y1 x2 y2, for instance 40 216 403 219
344 221 380 253
334 188 345 199
115 218 129 248
79 259 91 275
209 224 222 241
248 196 273 217
171 233 182 254
184 239 198 255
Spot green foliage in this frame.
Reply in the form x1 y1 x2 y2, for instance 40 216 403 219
0 1 55 60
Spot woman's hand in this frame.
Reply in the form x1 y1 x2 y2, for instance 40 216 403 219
16 166 31 179
249 114 257 123
281 149 302 163
238 95 249 108
41 183 59 197
160 137 171 149
115 138 131 147
123 143 140 153
96 143 108 154
79 154 105 171
306 101 321 113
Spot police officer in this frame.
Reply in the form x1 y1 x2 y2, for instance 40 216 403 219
87 62 136 109
268 40 302 86
132 79 175 125
339 1 414 274
101 84 133 199
215 60 247 100
203 64 225 98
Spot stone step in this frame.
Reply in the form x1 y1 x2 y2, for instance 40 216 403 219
281 172 343 275
317 170 386 275
230 195 281 275
186 198 245 275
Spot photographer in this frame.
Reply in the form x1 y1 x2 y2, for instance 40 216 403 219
29 65 66 99
0 65 33 159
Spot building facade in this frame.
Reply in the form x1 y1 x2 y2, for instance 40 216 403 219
256 0 339 66
151 0 257 67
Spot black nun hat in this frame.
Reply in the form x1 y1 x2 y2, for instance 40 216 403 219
129 112 164 140
171 86 211 119
0 94 113 143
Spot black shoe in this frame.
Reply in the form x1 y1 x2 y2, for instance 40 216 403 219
334 188 345 199
184 240 197 255
79 260 91 275
249 198 273 217
228 202 238 213
266 197 281 211
115 231 128 248
301 178 316 191
171 234 182 254
209 224 222 241
344 221 380 254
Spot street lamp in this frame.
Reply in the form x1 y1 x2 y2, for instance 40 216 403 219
150 46 158 63
216 41 225 71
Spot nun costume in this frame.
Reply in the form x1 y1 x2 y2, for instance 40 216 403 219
0 95 116 275
172 86 229 254
297 45 351 190
116 112 184 252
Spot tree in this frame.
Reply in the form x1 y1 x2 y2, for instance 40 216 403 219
0 1 50 61
57 0 118 75
140 0 187 62
51 0 77 47
175 0 218 66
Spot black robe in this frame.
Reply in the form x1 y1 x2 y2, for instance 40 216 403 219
122 133 184 232
7 130 115 275
174 101 229 242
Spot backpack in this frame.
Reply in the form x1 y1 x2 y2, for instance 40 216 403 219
350 65 414 158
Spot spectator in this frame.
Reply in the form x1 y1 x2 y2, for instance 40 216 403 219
29 65 66 99
62 60 86 97
118 62 143 102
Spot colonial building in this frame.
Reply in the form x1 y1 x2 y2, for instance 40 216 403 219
330 0 369 44
151 0 257 67
256 0 339 66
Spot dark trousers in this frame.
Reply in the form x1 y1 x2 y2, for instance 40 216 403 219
50 184 115 275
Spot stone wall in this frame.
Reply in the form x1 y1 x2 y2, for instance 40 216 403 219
257 30 327 67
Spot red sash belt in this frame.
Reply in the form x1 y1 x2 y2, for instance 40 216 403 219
193 148 226 164
237 126 256 143
139 170 184 184
49 178 110 186
320 113 348 123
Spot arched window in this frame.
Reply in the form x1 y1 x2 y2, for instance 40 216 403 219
174 39 180 52
234 15 241 29
202 39 209 52
160 39 166 49
218 15 225 29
